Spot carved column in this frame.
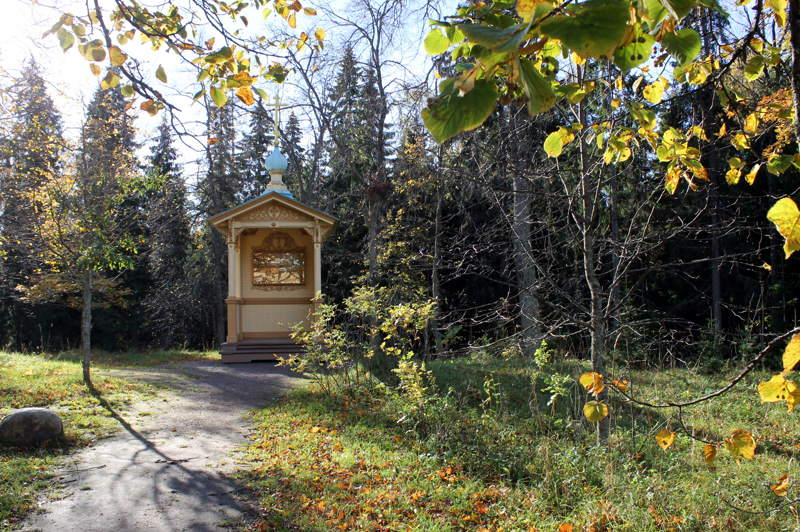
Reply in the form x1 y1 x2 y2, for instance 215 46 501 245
226 221 239 343
312 219 323 317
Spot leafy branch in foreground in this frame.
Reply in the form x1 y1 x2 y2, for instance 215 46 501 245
43 0 325 116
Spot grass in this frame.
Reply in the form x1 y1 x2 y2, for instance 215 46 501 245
0 348 215 529
241 354 800 532
38 347 220 367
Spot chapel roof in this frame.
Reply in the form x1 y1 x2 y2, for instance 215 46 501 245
209 190 337 232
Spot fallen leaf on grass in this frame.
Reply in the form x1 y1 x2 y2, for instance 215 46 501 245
655 429 675 450
772 474 790 496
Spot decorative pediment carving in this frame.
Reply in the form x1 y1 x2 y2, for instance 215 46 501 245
242 202 311 222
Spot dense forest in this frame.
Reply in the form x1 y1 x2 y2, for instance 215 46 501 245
1 0 798 373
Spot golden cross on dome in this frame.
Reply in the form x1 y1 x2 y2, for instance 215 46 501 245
273 93 281 147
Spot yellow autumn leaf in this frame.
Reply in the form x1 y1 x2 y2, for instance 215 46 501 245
783 334 800 371
744 112 759 134
771 474 790 496
288 13 297 28
655 429 675 450
109 45 127 67
579 372 605 396
613 379 629 392
745 163 761 185
643 81 664 104
767 197 800 259
759 374 791 403
310 426 323 433
516 0 537 21
724 429 756 462
315 27 325 40
236 86 256 106
725 168 741 185
583 401 609 422
703 444 717 465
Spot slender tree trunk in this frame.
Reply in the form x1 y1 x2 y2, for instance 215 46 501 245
81 269 93 385
710 182 722 331
512 169 541 357
431 156 444 354
577 77 609 443
790 0 800 147
609 169 621 328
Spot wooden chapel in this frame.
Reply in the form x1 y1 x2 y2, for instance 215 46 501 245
209 135 335 363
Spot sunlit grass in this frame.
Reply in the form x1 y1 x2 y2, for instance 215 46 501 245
0 351 158 527
40 348 220 367
242 355 800 531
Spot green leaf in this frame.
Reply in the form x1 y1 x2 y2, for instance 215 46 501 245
422 80 498 143
56 27 74 52
697 0 728 16
540 0 630 60
744 55 765 81
424 29 450 56
544 131 564 158
661 0 698 21
459 22 529 53
768 155 794 175
206 47 234 64
156 65 167 83
662 29 701 67
613 24 655 72
210 86 228 107
120 84 135 97
253 87 269 100
517 58 555 116
445 25 465 44
643 0 668 25
584 401 610 422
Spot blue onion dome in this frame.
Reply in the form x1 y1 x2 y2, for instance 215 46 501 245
264 146 289 172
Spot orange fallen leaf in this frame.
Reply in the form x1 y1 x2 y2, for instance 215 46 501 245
772 474 790 496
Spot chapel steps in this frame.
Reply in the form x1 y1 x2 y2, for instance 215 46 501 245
220 338 304 363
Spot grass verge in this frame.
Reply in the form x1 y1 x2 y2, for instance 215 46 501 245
242 356 800 531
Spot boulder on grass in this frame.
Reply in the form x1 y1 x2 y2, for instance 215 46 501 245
0 407 64 447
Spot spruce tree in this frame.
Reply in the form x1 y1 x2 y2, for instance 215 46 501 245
195 100 240 346
237 96 274 201
0 59 64 350
144 118 192 347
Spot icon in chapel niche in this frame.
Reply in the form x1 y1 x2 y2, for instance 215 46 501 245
252 232 306 288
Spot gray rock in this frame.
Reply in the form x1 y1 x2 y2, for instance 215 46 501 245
0 407 64 447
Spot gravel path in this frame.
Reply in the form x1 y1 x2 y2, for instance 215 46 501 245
20 360 305 532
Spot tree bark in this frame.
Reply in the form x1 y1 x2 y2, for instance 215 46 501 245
81 269 93 385
512 168 541 357
577 79 609 443
790 0 800 147
431 153 444 354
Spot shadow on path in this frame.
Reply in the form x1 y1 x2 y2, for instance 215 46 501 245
21 361 305 532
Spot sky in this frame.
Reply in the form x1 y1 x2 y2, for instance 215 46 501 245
0 0 441 181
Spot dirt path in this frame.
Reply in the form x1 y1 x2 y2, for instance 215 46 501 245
20 361 305 532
